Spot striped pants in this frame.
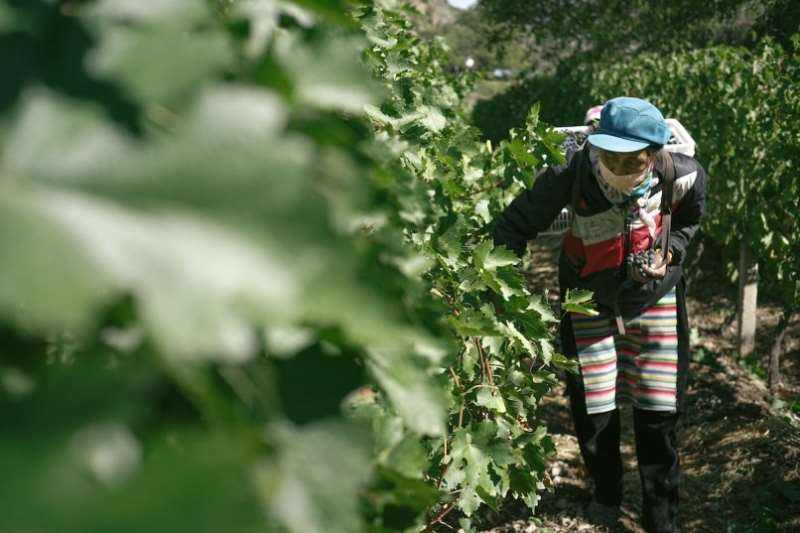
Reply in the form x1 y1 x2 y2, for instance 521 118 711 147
570 288 679 415
561 283 688 532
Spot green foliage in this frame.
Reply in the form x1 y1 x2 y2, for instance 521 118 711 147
355 2 573 525
0 0 439 531
0 0 575 531
588 37 800 309
478 0 798 59
470 0 800 143
472 64 597 144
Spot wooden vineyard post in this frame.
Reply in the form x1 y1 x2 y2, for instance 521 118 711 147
737 241 759 358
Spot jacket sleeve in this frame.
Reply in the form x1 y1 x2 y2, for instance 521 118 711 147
491 162 575 257
669 163 707 265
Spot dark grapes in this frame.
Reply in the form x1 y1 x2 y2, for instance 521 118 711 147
627 249 656 281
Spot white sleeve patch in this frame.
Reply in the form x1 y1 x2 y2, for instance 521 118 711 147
673 171 698 204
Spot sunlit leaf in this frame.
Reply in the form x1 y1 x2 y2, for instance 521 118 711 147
475 387 506 413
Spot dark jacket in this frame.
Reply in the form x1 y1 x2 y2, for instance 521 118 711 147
492 146 706 317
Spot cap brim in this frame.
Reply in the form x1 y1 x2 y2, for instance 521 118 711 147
587 133 649 153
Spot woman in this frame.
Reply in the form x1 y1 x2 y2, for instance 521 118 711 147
492 97 706 533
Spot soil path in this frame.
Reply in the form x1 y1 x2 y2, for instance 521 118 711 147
479 240 800 532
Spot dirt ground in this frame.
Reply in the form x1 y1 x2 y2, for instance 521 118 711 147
449 239 800 532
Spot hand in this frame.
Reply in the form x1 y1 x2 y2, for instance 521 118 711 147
641 249 672 279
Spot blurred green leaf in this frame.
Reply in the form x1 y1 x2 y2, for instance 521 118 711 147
382 433 429 479
0 356 264 533
0 193 104 333
1 188 301 362
86 0 232 106
367 350 446 437
256 420 372 533
275 31 380 113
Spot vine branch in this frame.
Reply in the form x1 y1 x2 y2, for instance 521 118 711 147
473 337 494 386
423 501 457 532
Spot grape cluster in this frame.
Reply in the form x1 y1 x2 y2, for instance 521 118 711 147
627 249 657 281
561 132 587 160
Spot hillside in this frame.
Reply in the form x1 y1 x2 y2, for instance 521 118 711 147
408 0 459 34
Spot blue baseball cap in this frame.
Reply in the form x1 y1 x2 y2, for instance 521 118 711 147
587 97 670 152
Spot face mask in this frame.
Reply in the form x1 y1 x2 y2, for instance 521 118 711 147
597 157 653 195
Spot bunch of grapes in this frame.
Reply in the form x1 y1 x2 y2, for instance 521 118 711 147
627 249 657 281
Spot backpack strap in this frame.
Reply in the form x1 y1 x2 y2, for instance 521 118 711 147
659 150 676 214
653 150 676 268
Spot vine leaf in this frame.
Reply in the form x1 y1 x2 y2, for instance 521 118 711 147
528 294 559 323
562 289 599 316
475 387 507 413
474 241 519 271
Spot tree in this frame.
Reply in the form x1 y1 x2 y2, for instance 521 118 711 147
469 0 800 137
